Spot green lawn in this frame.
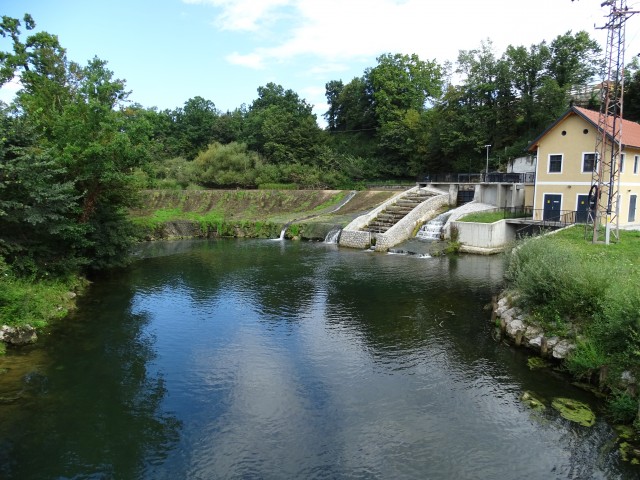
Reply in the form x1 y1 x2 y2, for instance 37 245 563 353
457 209 530 223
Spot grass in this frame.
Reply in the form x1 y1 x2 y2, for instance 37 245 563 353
505 225 640 425
458 209 530 223
0 273 86 330
131 189 350 226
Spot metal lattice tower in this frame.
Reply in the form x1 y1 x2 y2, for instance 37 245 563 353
589 0 638 243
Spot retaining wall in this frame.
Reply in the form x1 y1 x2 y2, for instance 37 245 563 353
338 230 372 249
453 219 516 253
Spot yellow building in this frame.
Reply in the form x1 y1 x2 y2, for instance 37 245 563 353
527 106 640 226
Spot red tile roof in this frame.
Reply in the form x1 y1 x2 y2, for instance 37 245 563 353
528 106 640 151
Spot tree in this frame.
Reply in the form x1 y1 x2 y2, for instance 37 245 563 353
0 109 81 275
505 42 550 134
242 83 324 165
547 30 601 89
0 15 152 274
365 53 443 124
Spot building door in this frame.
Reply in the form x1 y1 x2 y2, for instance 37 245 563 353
576 194 590 223
630 195 637 223
543 194 562 221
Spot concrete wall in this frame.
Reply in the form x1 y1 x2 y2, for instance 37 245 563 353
373 193 450 251
339 230 372 249
475 183 528 209
452 219 516 252
508 155 536 173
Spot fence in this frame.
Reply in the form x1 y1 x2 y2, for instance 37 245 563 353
418 172 535 184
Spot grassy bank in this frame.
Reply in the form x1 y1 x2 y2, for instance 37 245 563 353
0 188 396 342
0 258 86 331
505 226 640 424
130 189 396 239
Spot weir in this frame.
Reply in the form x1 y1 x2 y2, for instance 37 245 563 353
324 227 342 244
416 212 452 240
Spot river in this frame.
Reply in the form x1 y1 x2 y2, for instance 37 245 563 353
0 239 634 479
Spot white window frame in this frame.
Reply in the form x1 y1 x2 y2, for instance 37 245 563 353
582 152 597 173
548 153 563 174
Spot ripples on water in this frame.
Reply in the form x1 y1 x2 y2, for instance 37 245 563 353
0 239 634 479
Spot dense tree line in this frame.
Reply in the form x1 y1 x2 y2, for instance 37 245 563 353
2 13 635 277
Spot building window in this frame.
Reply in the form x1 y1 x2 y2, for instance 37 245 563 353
583 153 597 173
620 153 625 173
549 154 563 173
635 155 639 174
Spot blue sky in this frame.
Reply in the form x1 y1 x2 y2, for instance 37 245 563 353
2 0 639 124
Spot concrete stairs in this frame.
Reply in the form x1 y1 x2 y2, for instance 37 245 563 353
363 191 435 234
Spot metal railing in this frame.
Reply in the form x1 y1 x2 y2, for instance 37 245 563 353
418 172 535 184
513 209 582 238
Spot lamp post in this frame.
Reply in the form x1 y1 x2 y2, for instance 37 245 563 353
484 144 491 182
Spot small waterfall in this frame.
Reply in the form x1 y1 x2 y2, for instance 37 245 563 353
324 227 342 244
416 212 451 240
272 222 291 241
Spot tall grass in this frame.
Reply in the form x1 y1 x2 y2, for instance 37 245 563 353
0 269 85 329
506 227 640 396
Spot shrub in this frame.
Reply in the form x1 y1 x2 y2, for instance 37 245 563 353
193 142 260 188
607 390 639 424
505 237 606 322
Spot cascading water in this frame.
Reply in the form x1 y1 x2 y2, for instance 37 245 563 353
324 227 342 244
416 212 451 240
273 222 292 241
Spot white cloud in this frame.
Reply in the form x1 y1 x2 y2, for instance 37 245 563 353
0 75 22 105
184 0 293 31
197 0 610 70
226 51 267 69
307 63 351 76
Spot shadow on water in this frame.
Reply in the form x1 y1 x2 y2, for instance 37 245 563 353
0 239 636 479
0 275 182 479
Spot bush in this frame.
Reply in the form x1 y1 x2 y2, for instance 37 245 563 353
193 142 260 188
0 271 85 328
505 237 606 322
507 229 640 419
607 390 639 424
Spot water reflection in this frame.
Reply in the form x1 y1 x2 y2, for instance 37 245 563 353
0 280 181 479
0 239 634 479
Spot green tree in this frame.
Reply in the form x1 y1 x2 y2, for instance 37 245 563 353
192 141 260 187
365 53 443 124
243 83 324 165
0 110 81 275
0 15 152 274
547 30 601 89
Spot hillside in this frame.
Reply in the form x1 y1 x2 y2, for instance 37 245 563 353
130 189 398 240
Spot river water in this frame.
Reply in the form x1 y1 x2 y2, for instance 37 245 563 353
0 239 634 479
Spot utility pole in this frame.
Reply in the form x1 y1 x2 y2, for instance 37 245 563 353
484 144 491 182
588 0 639 244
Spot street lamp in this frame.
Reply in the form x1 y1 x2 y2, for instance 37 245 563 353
484 144 491 182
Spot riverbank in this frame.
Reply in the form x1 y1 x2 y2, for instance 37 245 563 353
130 189 397 241
0 263 87 349
0 189 397 341
494 225 640 459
